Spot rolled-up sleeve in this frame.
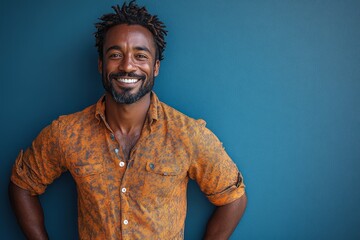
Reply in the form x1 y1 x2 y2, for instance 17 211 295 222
188 122 245 206
11 119 66 196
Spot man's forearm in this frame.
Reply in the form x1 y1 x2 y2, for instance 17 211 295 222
203 194 247 240
8 181 49 240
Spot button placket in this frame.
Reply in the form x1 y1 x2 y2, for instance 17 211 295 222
111 134 127 168
115 149 125 168
114 147 124 167
106 131 130 231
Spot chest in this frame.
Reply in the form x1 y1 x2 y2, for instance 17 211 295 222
114 131 140 161
68 128 191 202
65 124 193 180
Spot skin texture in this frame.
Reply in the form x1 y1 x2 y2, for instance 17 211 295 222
8 182 49 240
9 24 247 239
204 194 247 239
99 24 159 105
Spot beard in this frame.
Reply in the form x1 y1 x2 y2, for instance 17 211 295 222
102 71 154 104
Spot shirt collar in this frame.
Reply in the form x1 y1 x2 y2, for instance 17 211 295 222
148 91 159 124
94 91 160 125
95 95 106 122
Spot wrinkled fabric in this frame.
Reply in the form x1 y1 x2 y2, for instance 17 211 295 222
11 92 245 239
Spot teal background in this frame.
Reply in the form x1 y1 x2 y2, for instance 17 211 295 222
1 0 360 239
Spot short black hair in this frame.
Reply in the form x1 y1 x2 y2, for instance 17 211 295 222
95 1 167 61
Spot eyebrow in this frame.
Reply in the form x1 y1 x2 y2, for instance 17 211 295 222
105 45 152 54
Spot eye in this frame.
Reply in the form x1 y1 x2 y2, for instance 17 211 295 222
109 53 122 59
136 54 148 60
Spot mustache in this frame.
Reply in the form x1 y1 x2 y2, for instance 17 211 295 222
109 71 146 80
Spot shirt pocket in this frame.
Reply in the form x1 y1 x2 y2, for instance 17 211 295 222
141 160 184 201
70 161 108 217
71 161 106 198
145 160 181 176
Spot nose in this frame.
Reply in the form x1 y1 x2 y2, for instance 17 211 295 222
119 55 136 73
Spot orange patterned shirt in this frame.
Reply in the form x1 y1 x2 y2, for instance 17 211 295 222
11 92 245 239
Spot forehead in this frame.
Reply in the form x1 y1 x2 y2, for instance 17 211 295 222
104 24 156 53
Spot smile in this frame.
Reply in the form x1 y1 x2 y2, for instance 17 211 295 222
116 78 140 84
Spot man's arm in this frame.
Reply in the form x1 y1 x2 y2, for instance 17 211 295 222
203 193 247 240
8 181 49 240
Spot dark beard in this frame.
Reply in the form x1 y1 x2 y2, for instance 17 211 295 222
102 71 154 104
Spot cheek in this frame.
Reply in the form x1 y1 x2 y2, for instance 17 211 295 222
103 62 118 74
139 63 154 76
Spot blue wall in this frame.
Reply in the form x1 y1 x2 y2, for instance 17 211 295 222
1 0 360 239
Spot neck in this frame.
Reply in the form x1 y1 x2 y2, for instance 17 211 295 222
105 92 151 135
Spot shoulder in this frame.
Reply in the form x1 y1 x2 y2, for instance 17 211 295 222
158 100 206 132
52 103 98 133
156 100 225 147
60 103 96 123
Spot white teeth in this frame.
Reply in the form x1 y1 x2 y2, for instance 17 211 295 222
117 78 139 83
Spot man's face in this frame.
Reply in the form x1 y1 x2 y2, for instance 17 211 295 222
99 24 160 104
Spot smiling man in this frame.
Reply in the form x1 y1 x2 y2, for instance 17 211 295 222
101 24 159 105
9 1 246 239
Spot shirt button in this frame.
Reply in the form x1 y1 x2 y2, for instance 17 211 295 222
110 134 115 141
149 163 155 169
119 161 125 167
123 220 128 225
121 188 126 193
114 148 119 154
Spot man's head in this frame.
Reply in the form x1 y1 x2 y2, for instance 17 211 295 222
95 1 167 104
95 0 167 61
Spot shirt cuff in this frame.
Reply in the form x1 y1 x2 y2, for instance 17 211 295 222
10 150 46 196
207 172 246 206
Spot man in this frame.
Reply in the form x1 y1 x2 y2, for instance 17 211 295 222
9 1 247 239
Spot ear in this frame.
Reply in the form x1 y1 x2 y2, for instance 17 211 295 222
98 58 103 74
154 60 160 77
